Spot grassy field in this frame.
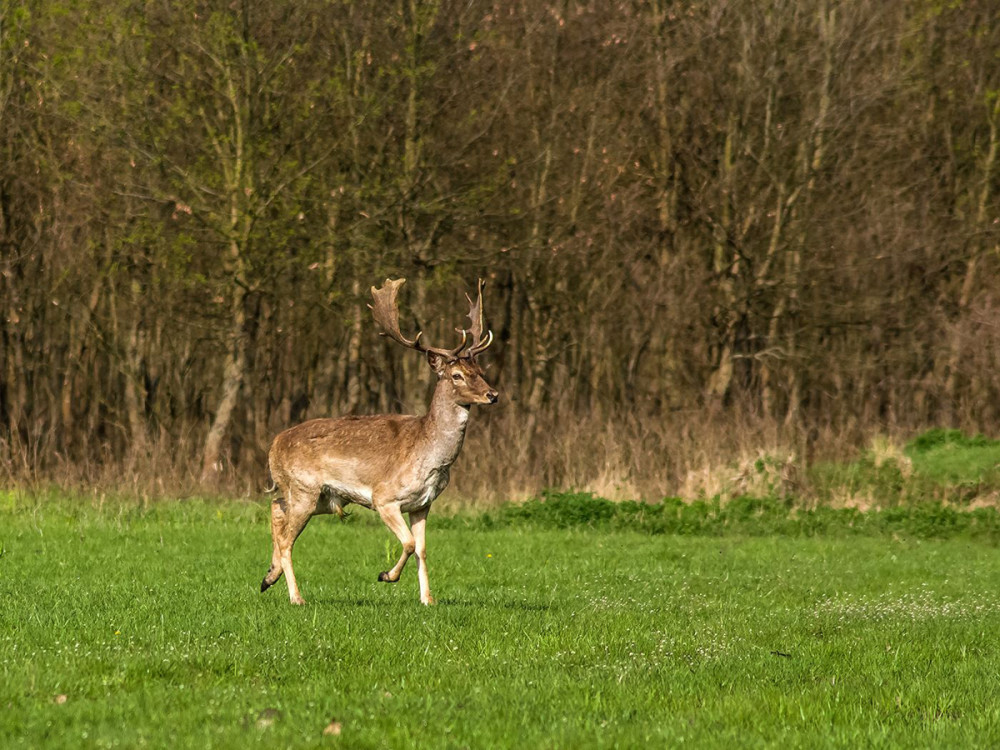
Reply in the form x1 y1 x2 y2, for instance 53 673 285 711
2 495 1000 748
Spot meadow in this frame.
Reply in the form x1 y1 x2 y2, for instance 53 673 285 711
2 489 1000 748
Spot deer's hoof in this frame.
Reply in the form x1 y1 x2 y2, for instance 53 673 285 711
377 571 394 583
260 577 272 593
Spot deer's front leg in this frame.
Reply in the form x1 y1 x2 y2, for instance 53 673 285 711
376 504 415 584
409 507 434 605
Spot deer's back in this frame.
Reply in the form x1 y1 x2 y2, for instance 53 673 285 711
269 414 422 490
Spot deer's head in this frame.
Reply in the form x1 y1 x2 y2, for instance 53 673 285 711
369 278 499 407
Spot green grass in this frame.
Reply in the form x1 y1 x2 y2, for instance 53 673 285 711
808 429 1000 506
475 491 1000 541
3 497 1000 748
905 429 1000 488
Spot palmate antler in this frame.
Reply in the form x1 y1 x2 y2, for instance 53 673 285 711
369 278 494 360
369 278 468 358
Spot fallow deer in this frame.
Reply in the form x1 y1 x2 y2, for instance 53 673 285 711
261 278 498 605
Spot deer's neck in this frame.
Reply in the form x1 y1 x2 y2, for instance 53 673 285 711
418 382 470 468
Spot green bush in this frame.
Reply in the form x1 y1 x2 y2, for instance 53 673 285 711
904 428 1000 488
805 429 1000 507
906 428 992 453
475 490 1000 543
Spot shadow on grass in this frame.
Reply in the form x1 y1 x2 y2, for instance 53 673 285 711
303 596 552 612
436 598 552 612
306 596 393 608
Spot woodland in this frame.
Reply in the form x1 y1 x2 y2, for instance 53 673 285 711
1 0 998 499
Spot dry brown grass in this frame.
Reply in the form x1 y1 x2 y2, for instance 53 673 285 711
451 404 818 505
0 405 951 507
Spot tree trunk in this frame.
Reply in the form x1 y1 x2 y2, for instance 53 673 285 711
201 287 248 482
944 96 998 420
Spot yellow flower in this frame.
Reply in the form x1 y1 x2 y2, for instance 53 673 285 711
486 554 492 558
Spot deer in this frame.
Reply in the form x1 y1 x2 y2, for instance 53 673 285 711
260 277 498 606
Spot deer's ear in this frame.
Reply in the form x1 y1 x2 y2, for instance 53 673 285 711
426 351 447 374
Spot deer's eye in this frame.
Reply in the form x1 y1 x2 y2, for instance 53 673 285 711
452 372 464 381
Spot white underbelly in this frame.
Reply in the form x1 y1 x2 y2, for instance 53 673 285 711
321 480 373 511
321 467 449 513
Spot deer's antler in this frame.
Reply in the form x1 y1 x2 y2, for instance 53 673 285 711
369 278 469 357
465 278 494 357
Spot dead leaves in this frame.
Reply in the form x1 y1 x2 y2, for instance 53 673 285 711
254 708 282 730
246 708 343 739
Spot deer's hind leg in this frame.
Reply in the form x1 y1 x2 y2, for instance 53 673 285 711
260 494 289 593
262 486 316 605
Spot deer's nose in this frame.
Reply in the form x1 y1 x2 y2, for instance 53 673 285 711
486 390 499 404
